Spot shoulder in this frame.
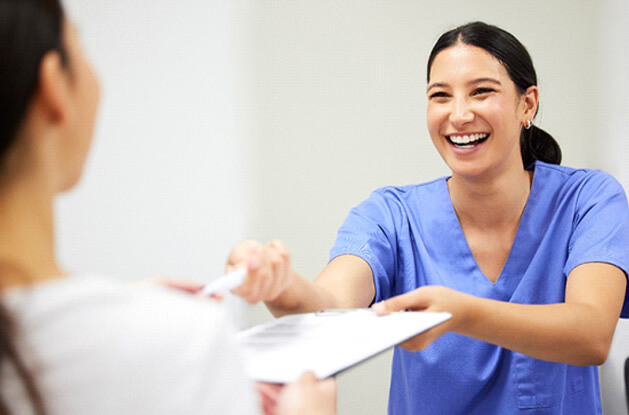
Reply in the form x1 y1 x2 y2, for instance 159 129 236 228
345 178 448 225
5 275 256 414
7 275 233 362
535 161 626 200
535 161 621 186
10 275 227 328
371 177 447 197
364 177 448 207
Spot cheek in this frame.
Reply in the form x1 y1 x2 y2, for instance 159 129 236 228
83 61 100 109
482 97 519 131
426 104 446 138
78 63 101 134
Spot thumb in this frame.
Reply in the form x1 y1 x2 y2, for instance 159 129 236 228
372 289 429 315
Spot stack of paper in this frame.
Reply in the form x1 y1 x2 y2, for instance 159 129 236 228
236 309 451 383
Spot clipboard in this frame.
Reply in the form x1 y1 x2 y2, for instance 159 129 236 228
236 308 451 383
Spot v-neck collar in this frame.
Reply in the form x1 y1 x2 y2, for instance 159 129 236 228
440 164 540 288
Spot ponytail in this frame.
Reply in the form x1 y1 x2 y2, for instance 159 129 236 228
520 124 562 168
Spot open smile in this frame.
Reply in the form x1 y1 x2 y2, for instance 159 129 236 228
446 133 489 149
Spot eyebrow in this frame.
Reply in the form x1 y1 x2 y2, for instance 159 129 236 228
427 77 502 93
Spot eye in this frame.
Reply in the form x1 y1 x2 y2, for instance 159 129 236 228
428 91 450 100
472 87 495 96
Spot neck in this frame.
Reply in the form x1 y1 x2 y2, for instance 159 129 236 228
448 162 533 229
0 172 63 290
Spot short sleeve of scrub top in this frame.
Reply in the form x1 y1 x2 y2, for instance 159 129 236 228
563 168 629 317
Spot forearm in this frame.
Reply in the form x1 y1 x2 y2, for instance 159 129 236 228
266 255 376 317
460 296 617 366
265 272 340 317
378 264 626 366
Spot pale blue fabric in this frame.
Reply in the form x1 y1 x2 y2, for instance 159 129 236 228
330 161 629 414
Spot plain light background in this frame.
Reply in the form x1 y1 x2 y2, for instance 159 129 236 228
57 1 628 414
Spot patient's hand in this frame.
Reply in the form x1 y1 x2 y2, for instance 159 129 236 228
257 382 283 415
257 373 336 415
141 277 224 301
277 372 337 415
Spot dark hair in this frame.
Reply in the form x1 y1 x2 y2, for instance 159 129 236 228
427 21 561 167
0 0 67 166
0 0 67 413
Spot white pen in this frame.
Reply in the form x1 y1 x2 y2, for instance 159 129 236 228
201 268 248 296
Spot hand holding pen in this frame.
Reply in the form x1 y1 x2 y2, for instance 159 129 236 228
220 239 296 304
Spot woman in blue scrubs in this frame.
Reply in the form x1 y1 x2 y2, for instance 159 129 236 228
228 22 629 414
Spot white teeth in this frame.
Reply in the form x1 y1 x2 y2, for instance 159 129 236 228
448 133 488 145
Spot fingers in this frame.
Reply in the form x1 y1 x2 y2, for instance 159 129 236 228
372 289 430 315
398 323 450 352
267 240 291 299
229 239 293 304
371 286 458 352
226 239 263 271
257 382 284 415
277 372 337 415
147 277 205 295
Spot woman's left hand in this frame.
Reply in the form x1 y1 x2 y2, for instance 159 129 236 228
372 285 472 351
141 277 224 301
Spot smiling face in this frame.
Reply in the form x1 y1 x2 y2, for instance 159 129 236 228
427 42 535 180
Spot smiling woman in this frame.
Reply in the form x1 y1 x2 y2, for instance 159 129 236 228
225 21 629 415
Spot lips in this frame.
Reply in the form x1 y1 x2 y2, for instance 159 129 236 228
446 133 489 148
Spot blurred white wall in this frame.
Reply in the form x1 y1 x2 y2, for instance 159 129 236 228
55 1 251 284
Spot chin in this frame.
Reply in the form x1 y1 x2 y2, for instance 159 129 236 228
58 171 85 193
447 159 495 180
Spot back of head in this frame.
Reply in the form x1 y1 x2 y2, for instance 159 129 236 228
0 0 66 167
427 21 562 167
0 2 64 413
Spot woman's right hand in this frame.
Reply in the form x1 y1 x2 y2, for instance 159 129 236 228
226 239 295 304
276 372 337 415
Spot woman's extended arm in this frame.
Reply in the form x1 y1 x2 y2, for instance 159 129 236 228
375 262 627 366
227 240 375 316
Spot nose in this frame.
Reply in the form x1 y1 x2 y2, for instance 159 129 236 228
449 97 474 126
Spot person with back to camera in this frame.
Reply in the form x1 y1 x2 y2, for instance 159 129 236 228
226 21 629 414
0 0 336 414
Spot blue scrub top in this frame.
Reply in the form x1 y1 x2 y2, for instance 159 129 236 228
330 162 629 414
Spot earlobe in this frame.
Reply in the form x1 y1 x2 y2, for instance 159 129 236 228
35 51 71 125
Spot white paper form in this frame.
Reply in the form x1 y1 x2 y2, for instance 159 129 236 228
236 309 451 383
